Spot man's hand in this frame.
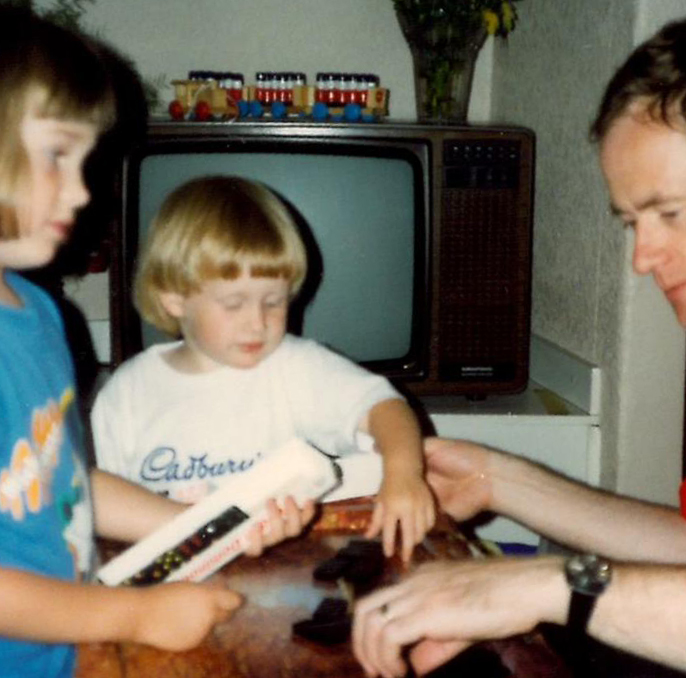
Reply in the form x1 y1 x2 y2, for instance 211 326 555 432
352 556 567 678
424 437 493 523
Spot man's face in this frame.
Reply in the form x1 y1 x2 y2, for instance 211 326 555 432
600 109 686 327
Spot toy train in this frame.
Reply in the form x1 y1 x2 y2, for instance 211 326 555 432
168 70 389 123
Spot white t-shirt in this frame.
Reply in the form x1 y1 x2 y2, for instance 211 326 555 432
91 334 400 502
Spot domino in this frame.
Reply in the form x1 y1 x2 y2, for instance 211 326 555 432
97 438 342 586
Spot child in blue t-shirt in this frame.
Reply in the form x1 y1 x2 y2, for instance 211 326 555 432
0 9 312 678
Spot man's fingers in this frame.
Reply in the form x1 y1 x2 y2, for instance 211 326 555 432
410 638 470 676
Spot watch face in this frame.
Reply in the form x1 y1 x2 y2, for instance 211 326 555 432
565 554 612 596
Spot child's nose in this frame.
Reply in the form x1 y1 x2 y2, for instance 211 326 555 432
246 304 267 331
65 169 91 212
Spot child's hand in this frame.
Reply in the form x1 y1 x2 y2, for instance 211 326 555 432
365 475 436 563
243 496 316 557
131 581 242 651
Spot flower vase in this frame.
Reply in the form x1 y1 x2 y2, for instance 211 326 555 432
394 6 487 124
410 42 482 123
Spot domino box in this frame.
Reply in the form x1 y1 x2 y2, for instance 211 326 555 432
97 438 342 586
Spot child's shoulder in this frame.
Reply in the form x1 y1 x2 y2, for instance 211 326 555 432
278 334 359 370
92 342 182 415
280 333 335 359
6 272 57 312
2 272 63 331
281 333 314 351
104 341 181 386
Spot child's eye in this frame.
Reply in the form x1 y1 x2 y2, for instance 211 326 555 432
264 296 286 308
218 296 243 310
44 147 66 165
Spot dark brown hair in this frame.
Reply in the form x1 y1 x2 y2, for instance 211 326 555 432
591 20 686 141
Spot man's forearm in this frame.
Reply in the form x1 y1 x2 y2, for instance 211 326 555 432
590 563 686 670
490 452 686 562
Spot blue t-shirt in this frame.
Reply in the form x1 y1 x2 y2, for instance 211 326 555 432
0 272 94 678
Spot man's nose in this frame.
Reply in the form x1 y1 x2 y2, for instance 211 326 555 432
632 221 666 276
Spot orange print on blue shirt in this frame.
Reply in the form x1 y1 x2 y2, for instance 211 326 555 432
0 389 73 521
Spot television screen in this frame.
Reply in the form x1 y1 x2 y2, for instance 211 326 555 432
126 140 427 373
115 121 535 398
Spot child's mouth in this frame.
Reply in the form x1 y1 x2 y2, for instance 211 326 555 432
240 342 264 354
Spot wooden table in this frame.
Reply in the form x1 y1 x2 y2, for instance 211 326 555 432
76 504 569 678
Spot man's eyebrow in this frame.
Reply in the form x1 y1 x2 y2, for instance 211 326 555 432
609 194 682 215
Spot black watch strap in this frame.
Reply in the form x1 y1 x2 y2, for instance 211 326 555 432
567 590 597 635
564 554 612 636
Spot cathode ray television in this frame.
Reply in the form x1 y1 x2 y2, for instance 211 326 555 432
112 121 535 399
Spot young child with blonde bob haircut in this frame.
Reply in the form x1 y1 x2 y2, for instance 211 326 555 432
92 175 436 561
0 10 311 678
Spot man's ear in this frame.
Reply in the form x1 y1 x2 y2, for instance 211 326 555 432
158 291 186 319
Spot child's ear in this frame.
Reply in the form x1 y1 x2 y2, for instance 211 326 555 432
158 291 186 319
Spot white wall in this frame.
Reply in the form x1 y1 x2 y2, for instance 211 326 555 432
62 0 686 506
75 0 493 122
491 0 685 505
62 0 493 317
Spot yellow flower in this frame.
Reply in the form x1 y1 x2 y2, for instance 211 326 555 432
483 9 499 35
501 2 516 33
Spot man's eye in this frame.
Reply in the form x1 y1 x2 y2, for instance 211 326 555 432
615 213 634 229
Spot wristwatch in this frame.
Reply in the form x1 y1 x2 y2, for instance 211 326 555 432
564 554 612 635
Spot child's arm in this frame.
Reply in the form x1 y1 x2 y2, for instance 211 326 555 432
359 398 436 562
0 566 241 650
91 468 316 552
10 470 313 651
91 468 185 542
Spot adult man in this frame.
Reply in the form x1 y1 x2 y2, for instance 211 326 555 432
353 18 686 678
